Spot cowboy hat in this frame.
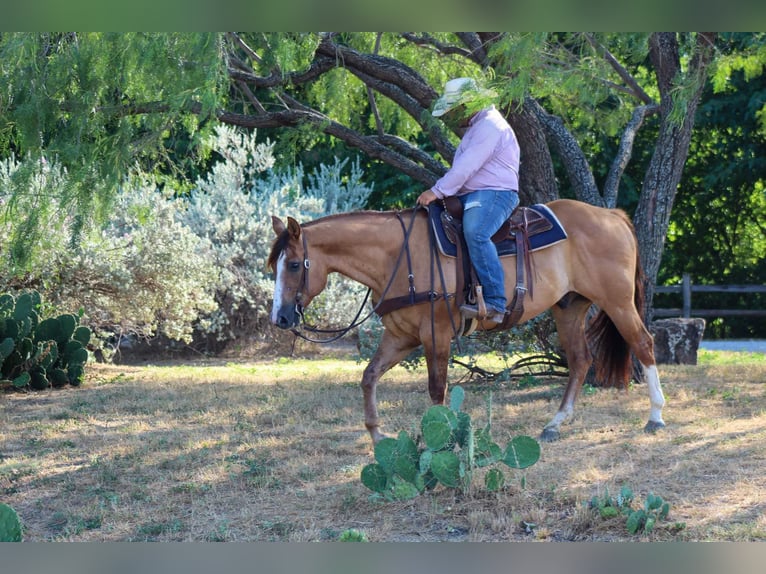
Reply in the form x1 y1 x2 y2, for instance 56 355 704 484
431 77 496 117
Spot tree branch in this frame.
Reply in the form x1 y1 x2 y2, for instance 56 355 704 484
400 32 475 60
527 97 603 206
585 33 655 105
367 33 385 136
603 104 659 207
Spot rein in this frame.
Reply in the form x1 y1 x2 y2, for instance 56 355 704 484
290 207 422 344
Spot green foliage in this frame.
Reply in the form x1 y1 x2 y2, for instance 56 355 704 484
179 124 374 344
0 502 22 542
2 123 375 352
0 290 91 390
360 386 540 501
0 153 219 347
589 486 674 535
0 33 227 266
657 33 766 337
489 33 643 137
338 528 369 542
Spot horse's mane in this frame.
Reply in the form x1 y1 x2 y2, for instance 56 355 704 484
266 209 417 271
301 209 413 228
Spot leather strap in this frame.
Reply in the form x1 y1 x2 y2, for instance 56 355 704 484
498 210 532 329
374 291 448 317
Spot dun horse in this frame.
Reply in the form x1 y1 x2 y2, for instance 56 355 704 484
268 199 666 444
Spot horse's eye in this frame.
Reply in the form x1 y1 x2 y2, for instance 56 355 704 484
288 261 301 272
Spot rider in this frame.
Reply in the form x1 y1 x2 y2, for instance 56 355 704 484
416 77 521 324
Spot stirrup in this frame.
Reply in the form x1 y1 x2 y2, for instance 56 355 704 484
475 285 488 318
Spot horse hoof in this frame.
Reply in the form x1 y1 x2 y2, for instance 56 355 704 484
540 428 560 442
644 420 666 434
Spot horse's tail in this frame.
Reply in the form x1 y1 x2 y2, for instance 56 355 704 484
586 216 646 389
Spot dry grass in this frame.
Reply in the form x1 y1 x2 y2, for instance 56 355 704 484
1 348 765 542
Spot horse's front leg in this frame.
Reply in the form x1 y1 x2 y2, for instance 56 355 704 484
361 329 419 445
541 301 593 441
421 324 452 406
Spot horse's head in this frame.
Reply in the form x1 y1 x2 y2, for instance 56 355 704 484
268 215 322 329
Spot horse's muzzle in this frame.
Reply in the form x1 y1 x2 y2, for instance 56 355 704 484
272 304 300 330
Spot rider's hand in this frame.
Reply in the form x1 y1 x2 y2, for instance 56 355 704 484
417 189 438 207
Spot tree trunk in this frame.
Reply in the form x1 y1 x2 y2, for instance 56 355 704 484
505 102 559 205
633 33 717 319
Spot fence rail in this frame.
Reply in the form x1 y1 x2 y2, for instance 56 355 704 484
653 273 766 318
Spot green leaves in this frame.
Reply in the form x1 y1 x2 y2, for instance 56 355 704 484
360 432 424 501
626 493 670 534
1 33 226 268
430 451 461 488
360 463 388 494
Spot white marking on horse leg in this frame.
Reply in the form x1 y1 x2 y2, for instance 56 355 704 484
270 252 287 324
644 364 666 431
541 399 575 440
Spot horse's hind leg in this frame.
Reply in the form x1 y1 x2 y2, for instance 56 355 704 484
361 329 419 445
541 296 594 442
641 362 666 433
594 301 666 433
617 315 666 433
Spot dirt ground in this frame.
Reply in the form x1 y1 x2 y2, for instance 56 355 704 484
2 347 765 541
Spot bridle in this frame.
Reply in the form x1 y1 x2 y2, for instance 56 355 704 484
283 207 461 346
288 230 373 343
292 232 311 319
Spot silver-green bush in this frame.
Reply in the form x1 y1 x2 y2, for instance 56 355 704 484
1 126 374 353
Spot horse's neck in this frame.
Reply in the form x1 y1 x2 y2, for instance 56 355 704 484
309 212 407 292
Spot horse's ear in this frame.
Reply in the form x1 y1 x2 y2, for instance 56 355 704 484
272 216 286 236
286 216 301 240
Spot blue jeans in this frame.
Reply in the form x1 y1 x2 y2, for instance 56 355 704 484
460 189 519 312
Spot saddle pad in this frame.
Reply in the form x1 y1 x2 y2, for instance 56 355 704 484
429 203 568 258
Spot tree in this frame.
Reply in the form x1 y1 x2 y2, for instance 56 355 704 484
0 33 226 267
657 33 766 337
2 32 750 320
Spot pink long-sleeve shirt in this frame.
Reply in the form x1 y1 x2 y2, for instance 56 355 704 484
431 105 520 199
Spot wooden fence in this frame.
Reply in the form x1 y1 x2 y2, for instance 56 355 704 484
653 273 766 318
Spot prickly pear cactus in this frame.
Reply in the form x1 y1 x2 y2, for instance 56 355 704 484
0 503 22 542
360 386 541 500
0 290 92 391
0 337 14 363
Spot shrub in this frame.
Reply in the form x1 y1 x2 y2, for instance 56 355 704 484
178 125 374 344
1 154 218 348
1 126 375 355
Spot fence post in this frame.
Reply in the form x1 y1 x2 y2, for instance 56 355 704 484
682 273 692 318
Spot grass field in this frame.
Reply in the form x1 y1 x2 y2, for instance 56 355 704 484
1 348 765 542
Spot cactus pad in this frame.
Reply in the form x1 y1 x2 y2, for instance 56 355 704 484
503 435 541 469
0 503 22 542
429 451 461 487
